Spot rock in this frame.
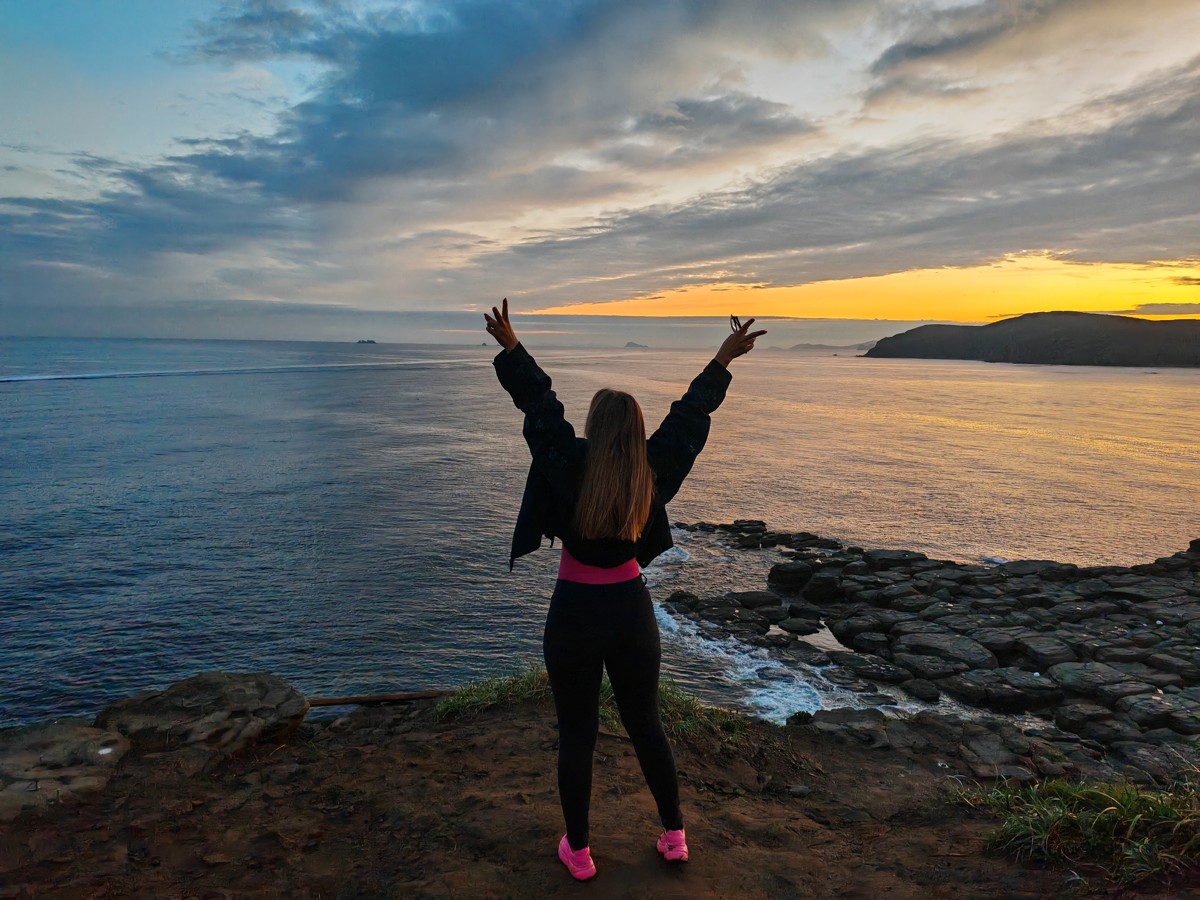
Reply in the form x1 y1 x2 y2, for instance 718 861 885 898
1168 707 1200 735
1047 661 1127 696
665 590 700 610
864 549 928 570
893 653 969 680
826 652 911 684
767 561 814 593
1114 693 1184 729
968 627 1030 655
785 600 824 620
778 617 821 636
1146 652 1200 680
890 594 936 612
0 721 129 821
802 571 843 602
1000 560 1061 577
725 591 784 610
1105 585 1187 603
1093 681 1157 706
939 668 1061 713
1093 644 1148 664
808 708 890 749
1077 718 1145 746
892 633 998 669
95 672 308 770
900 679 941 702
1055 703 1112 733
758 606 790 624
1014 634 1077 668
1108 742 1190 783
850 632 892 656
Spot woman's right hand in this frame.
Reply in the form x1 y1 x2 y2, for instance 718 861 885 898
715 317 767 367
484 297 519 352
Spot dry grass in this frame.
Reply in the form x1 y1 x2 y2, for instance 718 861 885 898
434 664 748 745
960 770 1200 885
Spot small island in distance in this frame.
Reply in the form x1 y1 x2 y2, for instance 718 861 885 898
355 339 377 344
866 311 1200 368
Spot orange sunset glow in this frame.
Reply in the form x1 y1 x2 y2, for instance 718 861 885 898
535 255 1200 322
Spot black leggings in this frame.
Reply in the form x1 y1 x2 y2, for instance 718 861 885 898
542 576 683 850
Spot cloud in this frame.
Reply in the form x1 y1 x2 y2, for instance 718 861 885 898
1103 303 1200 315
2 0 1199 331
477 56 1200 305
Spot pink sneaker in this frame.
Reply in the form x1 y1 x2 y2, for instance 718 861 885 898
558 834 597 881
657 828 688 863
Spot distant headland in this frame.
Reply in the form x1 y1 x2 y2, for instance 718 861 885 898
865 312 1200 367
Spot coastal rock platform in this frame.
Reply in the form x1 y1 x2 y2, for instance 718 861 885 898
670 521 1200 782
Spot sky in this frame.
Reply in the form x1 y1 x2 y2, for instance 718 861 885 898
2 0 1199 342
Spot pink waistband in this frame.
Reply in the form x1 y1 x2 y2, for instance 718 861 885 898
557 547 641 584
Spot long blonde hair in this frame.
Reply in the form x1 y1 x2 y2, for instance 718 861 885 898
575 389 654 542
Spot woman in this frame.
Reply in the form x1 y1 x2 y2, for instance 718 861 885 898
485 298 765 881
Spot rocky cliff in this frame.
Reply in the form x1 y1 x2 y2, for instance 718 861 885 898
865 312 1200 367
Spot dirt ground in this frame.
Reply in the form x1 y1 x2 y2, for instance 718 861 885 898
2 699 1196 899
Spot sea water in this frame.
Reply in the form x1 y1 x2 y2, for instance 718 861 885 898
3 337 1197 727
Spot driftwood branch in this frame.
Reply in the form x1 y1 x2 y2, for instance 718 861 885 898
307 689 451 707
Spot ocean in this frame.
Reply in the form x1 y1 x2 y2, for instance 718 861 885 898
3 336 1198 729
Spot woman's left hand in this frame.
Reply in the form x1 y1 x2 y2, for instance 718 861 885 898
715 317 767 367
484 297 519 352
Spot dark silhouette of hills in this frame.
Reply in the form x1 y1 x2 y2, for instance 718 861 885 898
865 312 1200 367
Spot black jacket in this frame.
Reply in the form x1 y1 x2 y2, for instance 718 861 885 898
493 342 732 570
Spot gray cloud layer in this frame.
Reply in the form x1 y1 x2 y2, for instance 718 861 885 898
2 0 1197 333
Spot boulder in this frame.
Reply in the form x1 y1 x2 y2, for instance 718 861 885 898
95 672 308 770
0 721 129 821
892 633 998 670
785 600 824 620
1047 661 1126 696
802 571 843 602
725 590 785 610
807 708 890 749
899 679 941 703
864 549 928 570
893 653 969 680
1105 585 1188 603
826 652 911 684
1055 702 1112 733
1114 693 1185 729
766 561 814 593
778 617 821 636
1014 635 1077 668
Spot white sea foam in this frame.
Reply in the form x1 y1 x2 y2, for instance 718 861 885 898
652 604 927 724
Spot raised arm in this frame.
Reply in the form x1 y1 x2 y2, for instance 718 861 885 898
488 300 579 492
647 317 766 503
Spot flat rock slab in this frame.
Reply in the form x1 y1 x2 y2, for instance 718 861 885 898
892 633 998 670
0 720 129 821
94 672 309 771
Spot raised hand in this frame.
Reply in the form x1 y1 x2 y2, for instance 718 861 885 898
484 297 519 352
715 317 767 367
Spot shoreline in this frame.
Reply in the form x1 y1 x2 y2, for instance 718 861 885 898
3 528 1198 894
665 521 1200 782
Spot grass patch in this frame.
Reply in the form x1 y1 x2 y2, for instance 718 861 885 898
435 665 748 746
960 772 1200 885
433 664 551 720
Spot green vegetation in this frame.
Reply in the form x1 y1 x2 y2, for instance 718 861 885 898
960 772 1200 885
433 664 552 720
434 664 748 745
